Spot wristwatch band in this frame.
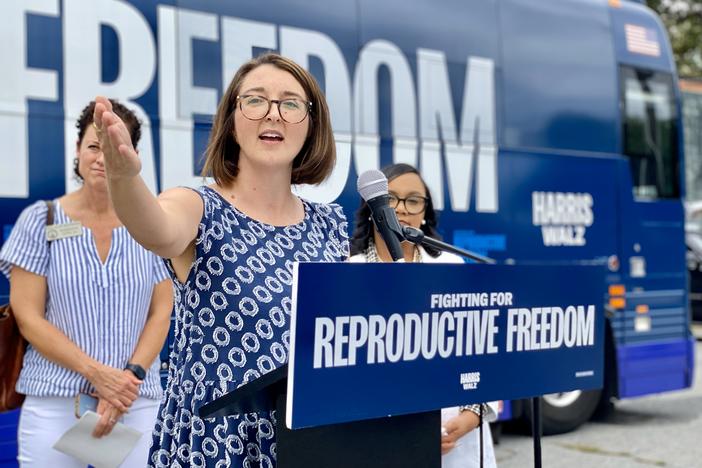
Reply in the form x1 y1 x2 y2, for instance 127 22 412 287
125 363 146 380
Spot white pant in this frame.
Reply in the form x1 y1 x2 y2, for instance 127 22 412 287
18 395 160 468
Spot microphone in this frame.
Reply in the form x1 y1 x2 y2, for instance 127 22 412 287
357 170 405 262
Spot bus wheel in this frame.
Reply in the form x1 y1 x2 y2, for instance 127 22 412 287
535 389 602 435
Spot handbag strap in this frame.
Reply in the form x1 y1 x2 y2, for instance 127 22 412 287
45 201 55 255
45 201 54 227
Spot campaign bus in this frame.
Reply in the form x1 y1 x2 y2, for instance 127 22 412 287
0 0 694 463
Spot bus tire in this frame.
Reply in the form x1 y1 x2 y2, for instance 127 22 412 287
528 389 602 435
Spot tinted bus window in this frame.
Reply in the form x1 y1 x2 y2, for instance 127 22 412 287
682 86 702 201
621 66 680 199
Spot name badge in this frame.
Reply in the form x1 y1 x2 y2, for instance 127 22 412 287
46 222 83 241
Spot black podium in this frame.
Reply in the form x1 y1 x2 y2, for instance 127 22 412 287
198 364 440 468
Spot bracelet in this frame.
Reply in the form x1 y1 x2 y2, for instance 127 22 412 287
458 404 483 417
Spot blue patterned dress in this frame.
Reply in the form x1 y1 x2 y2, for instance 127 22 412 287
149 186 349 468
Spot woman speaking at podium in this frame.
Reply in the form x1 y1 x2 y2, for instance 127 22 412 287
93 53 349 467
349 163 498 468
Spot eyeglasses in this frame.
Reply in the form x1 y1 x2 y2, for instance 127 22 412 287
387 194 428 214
236 95 312 124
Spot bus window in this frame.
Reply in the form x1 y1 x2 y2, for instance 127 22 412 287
621 66 680 199
682 82 702 202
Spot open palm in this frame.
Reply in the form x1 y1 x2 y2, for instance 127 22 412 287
93 96 141 179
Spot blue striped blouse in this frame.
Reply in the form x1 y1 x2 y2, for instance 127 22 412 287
0 200 169 399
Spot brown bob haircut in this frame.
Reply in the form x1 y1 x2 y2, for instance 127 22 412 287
202 53 336 186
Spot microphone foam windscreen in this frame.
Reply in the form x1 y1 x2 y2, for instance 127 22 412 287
357 170 388 202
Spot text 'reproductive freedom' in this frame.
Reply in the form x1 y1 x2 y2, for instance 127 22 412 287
313 291 595 368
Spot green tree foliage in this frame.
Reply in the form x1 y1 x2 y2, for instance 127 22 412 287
647 0 702 76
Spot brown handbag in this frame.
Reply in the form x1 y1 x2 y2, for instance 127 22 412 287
0 303 26 411
0 201 54 412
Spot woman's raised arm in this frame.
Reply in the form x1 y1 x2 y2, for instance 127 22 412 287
94 96 202 259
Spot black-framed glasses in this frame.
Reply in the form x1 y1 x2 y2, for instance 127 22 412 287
388 194 428 214
236 95 312 124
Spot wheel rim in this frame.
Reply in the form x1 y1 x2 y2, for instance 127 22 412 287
542 390 582 408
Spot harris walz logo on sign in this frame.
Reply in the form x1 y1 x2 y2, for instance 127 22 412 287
460 372 481 391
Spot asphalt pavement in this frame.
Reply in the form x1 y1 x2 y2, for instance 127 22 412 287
494 327 702 468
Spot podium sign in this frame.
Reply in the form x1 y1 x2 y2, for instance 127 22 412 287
286 262 605 429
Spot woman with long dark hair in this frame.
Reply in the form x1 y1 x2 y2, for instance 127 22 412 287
349 163 498 468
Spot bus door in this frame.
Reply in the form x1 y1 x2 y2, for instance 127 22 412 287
616 64 692 396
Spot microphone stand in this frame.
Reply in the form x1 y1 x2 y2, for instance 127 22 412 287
400 226 543 468
401 225 494 468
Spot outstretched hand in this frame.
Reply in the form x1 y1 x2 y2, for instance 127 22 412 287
93 96 141 180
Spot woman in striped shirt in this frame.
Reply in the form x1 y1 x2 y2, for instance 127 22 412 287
0 100 173 467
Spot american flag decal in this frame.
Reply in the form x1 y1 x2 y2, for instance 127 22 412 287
625 24 661 57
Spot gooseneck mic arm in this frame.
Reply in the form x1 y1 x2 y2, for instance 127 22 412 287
401 226 495 264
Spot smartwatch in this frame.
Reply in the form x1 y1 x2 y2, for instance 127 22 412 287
125 363 146 380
